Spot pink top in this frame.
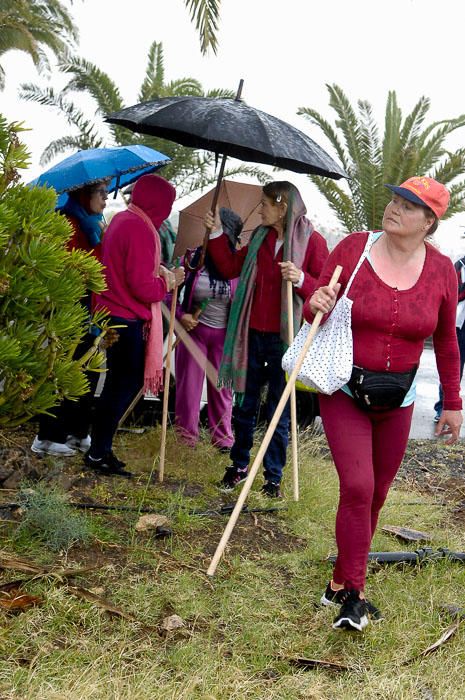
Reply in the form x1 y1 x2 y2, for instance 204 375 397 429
303 231 462 411
94 175 176 321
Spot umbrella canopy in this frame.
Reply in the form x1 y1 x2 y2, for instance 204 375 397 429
174 179 263 258
29 144 171 198
106 96 346 179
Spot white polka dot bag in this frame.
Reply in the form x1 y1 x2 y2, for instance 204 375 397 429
282 232 374 394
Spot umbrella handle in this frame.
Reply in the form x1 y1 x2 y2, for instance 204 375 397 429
185 155 228 271
186 79 245 273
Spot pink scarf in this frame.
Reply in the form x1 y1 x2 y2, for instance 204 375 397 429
128 203 164 395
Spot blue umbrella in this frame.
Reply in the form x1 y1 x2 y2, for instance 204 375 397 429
29 145 171 202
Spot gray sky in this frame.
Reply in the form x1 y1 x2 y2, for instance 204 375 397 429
2 0 465 253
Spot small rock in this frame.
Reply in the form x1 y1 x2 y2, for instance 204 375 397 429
89 587 105 597
135 514 170 532
161 614 185 631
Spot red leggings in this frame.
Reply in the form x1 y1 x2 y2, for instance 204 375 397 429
319 390 414 590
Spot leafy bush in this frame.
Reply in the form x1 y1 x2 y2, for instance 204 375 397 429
0 115 106 427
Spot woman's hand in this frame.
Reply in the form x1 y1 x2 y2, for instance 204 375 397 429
160 266 175 291
308 284 341 315
435 410 462 445
204 209 221 232
279 261 302 284
180 313 199 332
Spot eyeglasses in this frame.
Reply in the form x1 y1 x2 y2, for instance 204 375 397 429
92 188 109 197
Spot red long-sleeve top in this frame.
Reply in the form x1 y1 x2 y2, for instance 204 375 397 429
303 232 462 411
208 228 329 333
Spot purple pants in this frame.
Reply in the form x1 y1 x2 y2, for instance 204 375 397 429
175 322 233 448
319 390 414 590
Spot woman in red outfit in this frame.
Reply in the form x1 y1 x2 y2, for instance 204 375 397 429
206 181 329 497
305 176 463 631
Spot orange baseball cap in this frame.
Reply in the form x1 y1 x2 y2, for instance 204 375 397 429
385 176 450 218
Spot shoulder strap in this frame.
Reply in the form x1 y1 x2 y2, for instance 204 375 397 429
343 231 375 298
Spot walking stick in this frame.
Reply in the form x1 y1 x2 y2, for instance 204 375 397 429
157 285 178 482
206 266 342 576
287 279 299 502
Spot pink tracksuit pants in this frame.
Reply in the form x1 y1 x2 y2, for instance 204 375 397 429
319 389 414 590
175 322 233 448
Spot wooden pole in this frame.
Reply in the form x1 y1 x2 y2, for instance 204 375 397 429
206 265 342 576
287 280 299 502
118 302 210 429
157 286 178 482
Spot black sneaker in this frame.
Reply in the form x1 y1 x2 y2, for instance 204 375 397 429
84 451 133 478
320 581 347 607
219 465 248 492
332 590 369 632
322 583 383 620
260 481 282 499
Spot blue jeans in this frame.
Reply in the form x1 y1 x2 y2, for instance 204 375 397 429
434 324 465 415
230 330 290 484
90 317 145 458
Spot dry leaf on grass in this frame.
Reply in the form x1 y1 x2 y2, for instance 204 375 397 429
0 552 50 574
403 618 465 664
382 525 432 543
287 657 349 672
0 587 42 613
66 586 136 622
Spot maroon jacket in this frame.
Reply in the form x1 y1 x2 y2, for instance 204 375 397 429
208 227 329 333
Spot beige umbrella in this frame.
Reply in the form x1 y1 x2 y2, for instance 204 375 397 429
173 179 263 258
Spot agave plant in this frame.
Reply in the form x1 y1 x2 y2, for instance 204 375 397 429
20 41 266 197
299 84 465 231
0 0 77 90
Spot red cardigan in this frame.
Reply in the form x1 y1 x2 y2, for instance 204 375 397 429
303 232 462 411
208 228 329 333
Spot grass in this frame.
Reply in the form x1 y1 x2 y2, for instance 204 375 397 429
0 424 464 699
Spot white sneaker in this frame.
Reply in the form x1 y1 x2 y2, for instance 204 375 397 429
31 436 77 457
66 434 91 452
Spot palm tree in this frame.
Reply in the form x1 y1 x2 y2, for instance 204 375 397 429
20 41 265 197
183 0 221 55
0 0 77 90
299 84 465 231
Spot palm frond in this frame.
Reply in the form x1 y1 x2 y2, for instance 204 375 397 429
138 41 164 101
298 106 350 174
59 56 124 115
164 78 203 96
184 0 220 55
40 135 98 165
310 176 360 232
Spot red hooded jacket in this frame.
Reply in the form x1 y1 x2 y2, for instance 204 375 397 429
94 175 176 321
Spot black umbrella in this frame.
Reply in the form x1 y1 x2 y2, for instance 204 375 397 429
105 87 346 180
106 81 346 270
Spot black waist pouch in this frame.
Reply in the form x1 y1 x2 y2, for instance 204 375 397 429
347 365 417 412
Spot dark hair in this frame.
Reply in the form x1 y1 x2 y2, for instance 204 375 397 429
262 181 293 206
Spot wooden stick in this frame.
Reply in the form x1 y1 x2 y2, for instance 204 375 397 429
158 286 178 482
117 387 144 429
118 303 211 430
160 303 218 387
287 280 299 502
206 266 342 576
